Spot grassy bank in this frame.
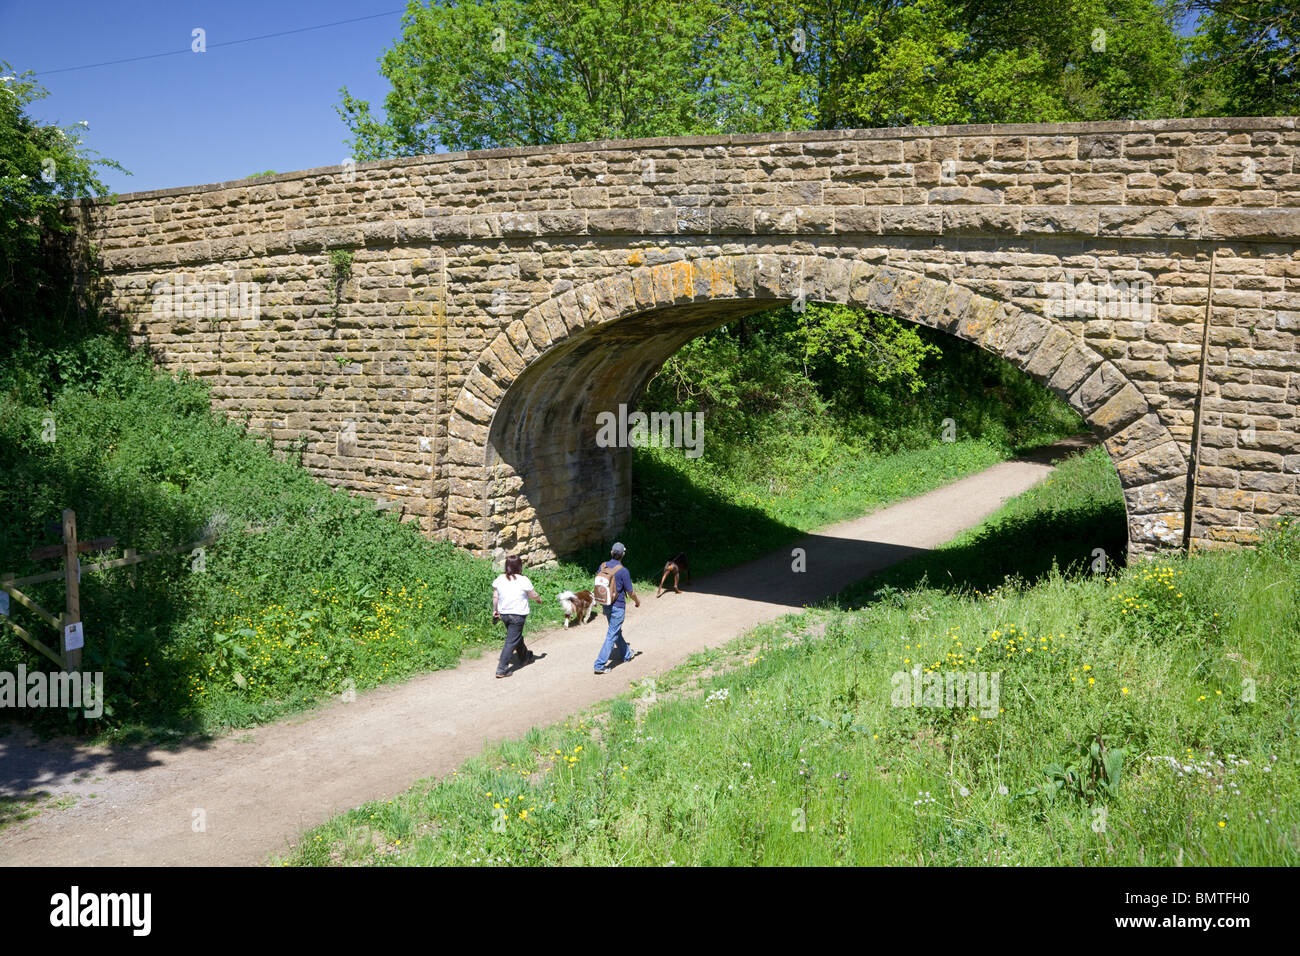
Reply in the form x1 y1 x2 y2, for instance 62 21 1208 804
281 452 1299 866
0 339 513 739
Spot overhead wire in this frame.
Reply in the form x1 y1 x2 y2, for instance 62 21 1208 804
33 8 406 77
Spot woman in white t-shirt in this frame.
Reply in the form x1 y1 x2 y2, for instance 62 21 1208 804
491 554 541 678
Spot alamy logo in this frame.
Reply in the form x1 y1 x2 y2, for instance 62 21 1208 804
0 665 103 718
151 273 260 321
891 667 1000 718
595 404 704 459
50 886 151 936
1044 275 1153 321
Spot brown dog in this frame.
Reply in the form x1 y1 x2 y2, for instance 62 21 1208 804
558 589 595 627
656 553 689 597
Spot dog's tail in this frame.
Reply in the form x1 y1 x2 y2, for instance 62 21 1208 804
558 590 578 603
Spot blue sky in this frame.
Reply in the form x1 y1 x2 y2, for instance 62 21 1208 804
1 0 409 194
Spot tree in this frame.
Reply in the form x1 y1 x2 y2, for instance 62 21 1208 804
831 0 1185 127
1179 0 1300 115
338 0 813 158
0 63 125 345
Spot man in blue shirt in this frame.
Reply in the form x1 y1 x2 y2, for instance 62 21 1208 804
594 541 641 675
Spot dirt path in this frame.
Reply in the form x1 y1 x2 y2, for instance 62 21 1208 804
0 449 1069 866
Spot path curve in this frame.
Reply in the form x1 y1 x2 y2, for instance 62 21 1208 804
0 449 1070 866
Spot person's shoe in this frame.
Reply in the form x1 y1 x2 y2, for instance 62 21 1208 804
593 665 611 675
495 671 510 679
623 650 641 663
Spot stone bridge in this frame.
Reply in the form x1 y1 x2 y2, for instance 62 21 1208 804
81 117 1300 564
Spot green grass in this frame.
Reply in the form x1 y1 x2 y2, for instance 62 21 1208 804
279 455 1300 867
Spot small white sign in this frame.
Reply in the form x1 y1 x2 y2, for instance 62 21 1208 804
0 591 9 616
64 621 84 651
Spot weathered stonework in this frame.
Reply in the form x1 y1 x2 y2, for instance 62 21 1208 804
78 117 1300 564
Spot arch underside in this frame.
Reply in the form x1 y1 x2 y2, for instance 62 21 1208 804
449 253 1188 564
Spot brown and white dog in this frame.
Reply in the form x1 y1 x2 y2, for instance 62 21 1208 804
558 589 596 627
656 553 690 597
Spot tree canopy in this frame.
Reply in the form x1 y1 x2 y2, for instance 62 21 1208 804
334 0 1296 159
0 64 124 343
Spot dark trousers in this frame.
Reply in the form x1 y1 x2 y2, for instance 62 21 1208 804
497 613 530 674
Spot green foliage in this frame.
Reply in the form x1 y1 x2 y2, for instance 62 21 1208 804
339 0 1211 160
0 337 519 737
1180 0 1300 115
338 0 811 157
950 0 1187 122
644 307 1086 469
329 248 355 282
0 64 125 343
339 0 1300 157
786 305 939 394
1021 733 1125 807
751 0 1186 127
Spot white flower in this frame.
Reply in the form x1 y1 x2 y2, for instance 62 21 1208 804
958 786 970 797
998 785 1009 795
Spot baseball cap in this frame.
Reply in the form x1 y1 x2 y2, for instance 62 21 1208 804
611 542 626 556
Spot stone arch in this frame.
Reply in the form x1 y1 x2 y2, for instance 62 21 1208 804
447 252 1188 563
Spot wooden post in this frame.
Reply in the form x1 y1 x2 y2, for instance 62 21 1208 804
62 509 82 670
